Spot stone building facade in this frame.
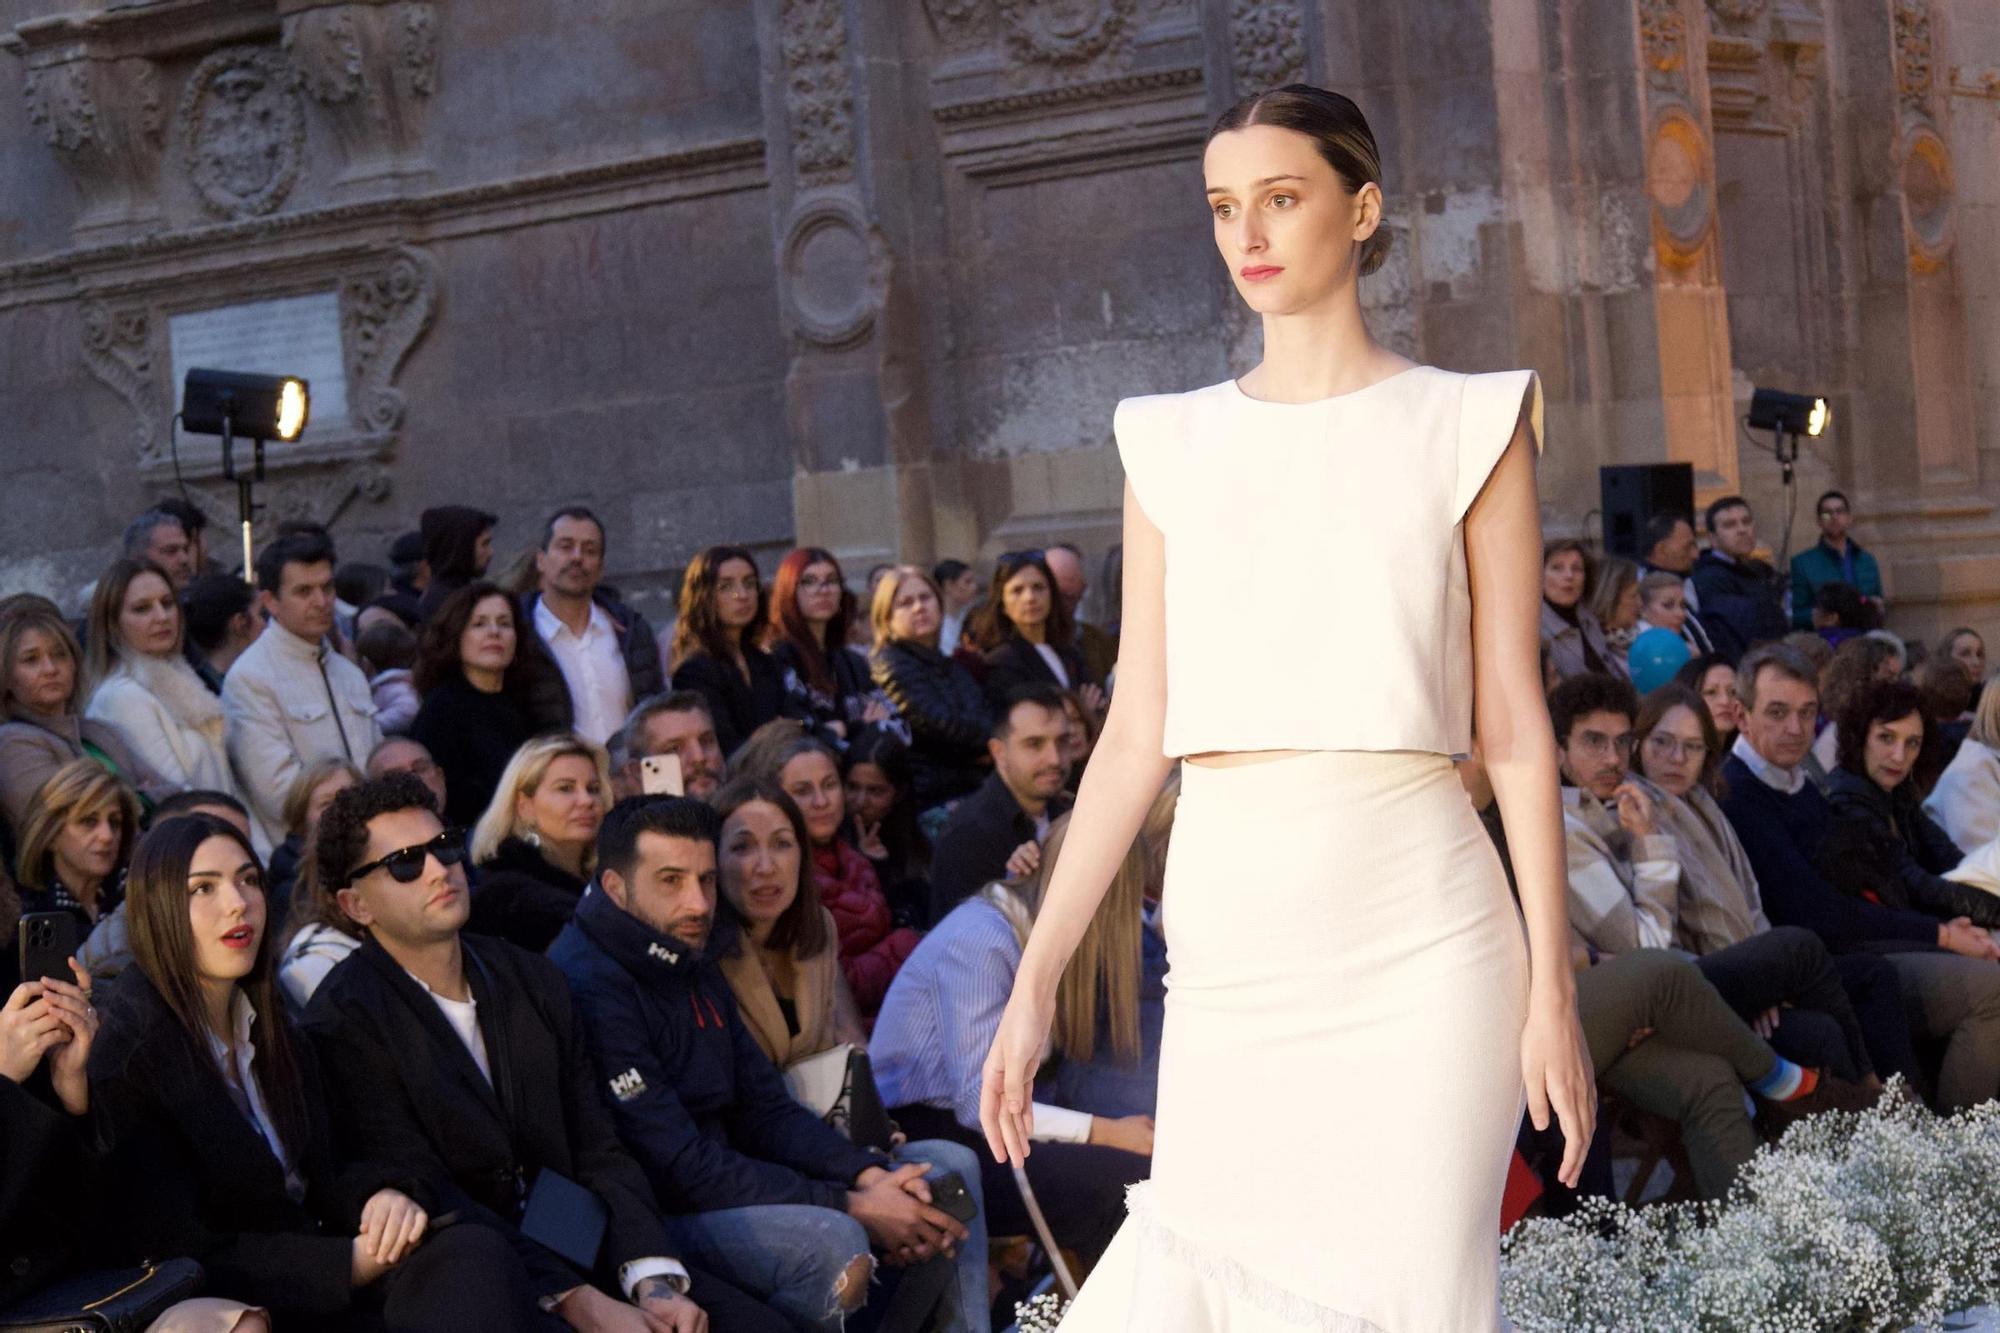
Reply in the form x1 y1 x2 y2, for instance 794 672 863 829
2 0 1997 641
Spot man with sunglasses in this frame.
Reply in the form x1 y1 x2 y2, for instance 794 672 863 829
1550 674 1882 1110
302 774 792 1333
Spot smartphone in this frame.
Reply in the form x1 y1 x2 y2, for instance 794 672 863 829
639 753 684 797
18 912 81 988
925 1169 978 1224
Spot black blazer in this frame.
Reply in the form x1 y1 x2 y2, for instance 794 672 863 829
88 968 395 1316
930 771 1071 924
980 632 1091 709
302 934 678 1303
670 648 786 758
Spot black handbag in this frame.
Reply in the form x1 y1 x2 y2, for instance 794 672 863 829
0 1260 206 1333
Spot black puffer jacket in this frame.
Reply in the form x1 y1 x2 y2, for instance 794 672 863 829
869 640 989 808
1820 766 2000 929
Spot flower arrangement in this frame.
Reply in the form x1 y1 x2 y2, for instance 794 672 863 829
1014 1290 1068 1331
1502 1080 2000 1332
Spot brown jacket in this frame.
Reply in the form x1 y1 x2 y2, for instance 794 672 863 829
714 907 855 1069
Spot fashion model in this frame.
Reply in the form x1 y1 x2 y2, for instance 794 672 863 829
981 86 1595 1331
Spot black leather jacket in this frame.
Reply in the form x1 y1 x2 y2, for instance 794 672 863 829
1821 766 2000 929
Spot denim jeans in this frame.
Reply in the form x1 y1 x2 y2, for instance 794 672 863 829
665 1138 991 1333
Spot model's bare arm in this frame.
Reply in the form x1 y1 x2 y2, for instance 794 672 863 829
1465 413 1595 1189
980 479 1176 1165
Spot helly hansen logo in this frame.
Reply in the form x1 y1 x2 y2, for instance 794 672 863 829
609 1069 647 1102
647 942 680 964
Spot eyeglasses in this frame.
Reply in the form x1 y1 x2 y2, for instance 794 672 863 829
345 830 467 886
1574 731 1635 758
1643 732 1709 762
797 575 842 592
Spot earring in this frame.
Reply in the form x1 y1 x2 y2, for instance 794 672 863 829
522 827 542 849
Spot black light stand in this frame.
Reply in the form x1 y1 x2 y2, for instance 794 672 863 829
216 414 268 586
180 368 310 584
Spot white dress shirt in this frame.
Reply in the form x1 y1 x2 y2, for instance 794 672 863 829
533 598 632 745
1732 733 1806 796
208 991 303 1201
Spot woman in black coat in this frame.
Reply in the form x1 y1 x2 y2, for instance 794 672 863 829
410 582 566 830
89 815 537 1330
669 546 788 759
1821 679 2000 930
466 734 610 952
867 566 991 810
762 546 896 750
967 550 1103 714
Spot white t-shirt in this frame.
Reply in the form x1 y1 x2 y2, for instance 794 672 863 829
405 967 492 1083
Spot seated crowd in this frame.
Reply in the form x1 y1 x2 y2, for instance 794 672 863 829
0 485 1994 1328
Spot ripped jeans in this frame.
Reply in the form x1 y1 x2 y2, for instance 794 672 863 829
665 1138 991 1333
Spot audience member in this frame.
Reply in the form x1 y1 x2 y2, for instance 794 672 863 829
932 559 980 658
613 691 728 801
410 582 547 827
969 551 1102 716
670 546 787 758
1540 538 1625 681
843 728 932 929
1058 688 1101 796
1718 644 2000 1110
1938 627 1986 688
91 814 519 1326
180 572 263 693
366 735 449 811
121 508 197 592
1638 513 1715 647
222 530 382 847
467 733 610 952
1783 630 1835 681
264 758 362 933
761 733 920 1024
1633 570 1701 657
1915 655 1976 790
1692 496 1789 663
0 605 170 830
152 497 216 577
709 778 868 1070
355 529 428 636
13 760 136 963
83 558 237 804
152 786 255 837
763 547 892 749
525 507 665 746
867 566 989 810
1809 581 1871 648
1676 654 1742 754
1045 542 1119 688
873 814 1153 1271
550 796 991 1332
1551 676 1879 1087
930 685 1073 924
1590 556 1642 659
1790 490 1884 629
1927 676 2000 851
357 618 420 735
301 777 785 1330
1810 635 1905 779
414 504 495 622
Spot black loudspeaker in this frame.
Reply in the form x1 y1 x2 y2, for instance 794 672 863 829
1600 463 1695 558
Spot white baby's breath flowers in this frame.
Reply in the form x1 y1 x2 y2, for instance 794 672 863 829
1502 1080 2000 1332
1014 1290 1067 1332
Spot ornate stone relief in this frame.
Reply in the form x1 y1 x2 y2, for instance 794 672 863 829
15 54 167 239
1639 0 1690 92
997 0 1136 67
80 300 162 462
279 1 441 195
779 197 885 349
1899 125 1954 272
1229 0 1307 92
1645 107 1715 267
1892 0 1934 119
780 0 856 187
177 45 306 219
922 0 989 45
1704 0 1767 32
22 62 96 152
341 245 440 434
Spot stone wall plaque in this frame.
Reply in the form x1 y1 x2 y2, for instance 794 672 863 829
168 291 350 440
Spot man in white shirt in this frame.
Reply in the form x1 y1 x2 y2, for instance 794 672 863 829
222 530 382 846
526 508 665 745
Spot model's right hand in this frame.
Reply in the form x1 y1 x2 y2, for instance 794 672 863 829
981 988 1054 1167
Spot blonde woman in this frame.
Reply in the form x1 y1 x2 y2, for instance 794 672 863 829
865 566 988 809
466 732 610 951
15 759 140 949
1927 676 2000 851
83 558 236 801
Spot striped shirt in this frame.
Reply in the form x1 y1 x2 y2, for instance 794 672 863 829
871 896 1093 1143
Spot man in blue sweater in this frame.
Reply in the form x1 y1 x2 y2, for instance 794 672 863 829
1718 643 2000 1110
549 797 992 1333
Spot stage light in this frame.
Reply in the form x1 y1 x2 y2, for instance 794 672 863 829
1747 387 1829 440
181 368 311 443
178 368 312 582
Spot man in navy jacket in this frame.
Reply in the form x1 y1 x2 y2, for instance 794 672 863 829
1717 643 2000 1110
549 796 992 1333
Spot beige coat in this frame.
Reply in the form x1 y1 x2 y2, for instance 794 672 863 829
715 907 855 1069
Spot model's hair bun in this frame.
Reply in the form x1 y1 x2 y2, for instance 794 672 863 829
1359 227 1391 278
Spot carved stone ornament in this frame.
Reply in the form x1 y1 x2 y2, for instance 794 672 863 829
178 45 306 219
922 0 990 46
280 2 440 196
16 54 168 239
780 0 856 187
1645 106 1715 267
22 62 96 152
1899 124 1954 273
341 245 441 434
998 0 1136 68
1893 0 1934 118
1230 0 1307 92
1704 0 1767 30
780 197 885 348
1639 0 1689 89
80 301 163 462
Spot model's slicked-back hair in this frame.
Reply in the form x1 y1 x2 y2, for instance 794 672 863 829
1208 84 1390 277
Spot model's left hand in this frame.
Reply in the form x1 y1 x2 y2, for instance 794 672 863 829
1521 994 1595 1189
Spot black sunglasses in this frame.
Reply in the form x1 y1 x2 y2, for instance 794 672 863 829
996 549 1046 570
345 830 467 886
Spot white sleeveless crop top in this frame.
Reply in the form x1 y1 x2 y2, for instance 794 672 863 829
1114 364 1543 760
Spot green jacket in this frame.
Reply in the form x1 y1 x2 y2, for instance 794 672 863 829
1789 538 1882 629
